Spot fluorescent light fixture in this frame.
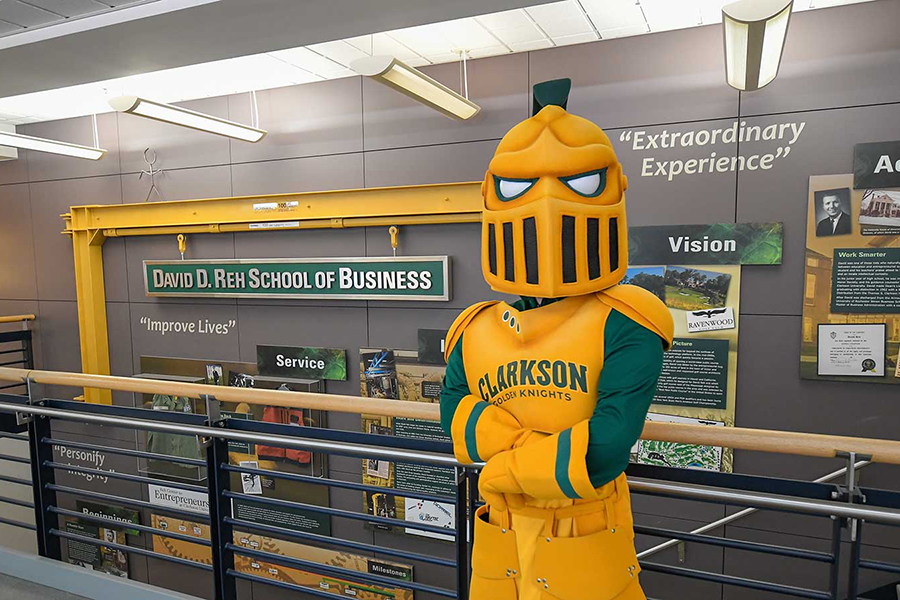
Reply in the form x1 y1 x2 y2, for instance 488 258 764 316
0 125 18 161
0 128 105 160
109 95 267 142
722 0 793 91
350 55 480 120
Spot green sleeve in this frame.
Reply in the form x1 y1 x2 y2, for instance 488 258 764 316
439 333 469 437
586 309 665 487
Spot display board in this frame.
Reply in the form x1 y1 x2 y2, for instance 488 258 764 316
801 174 900 383
140 356 332 536
625 263 741 473
358 348 455 539
150 515 414 599
64 501 140 578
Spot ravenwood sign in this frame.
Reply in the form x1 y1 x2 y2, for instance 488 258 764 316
144 257 450 301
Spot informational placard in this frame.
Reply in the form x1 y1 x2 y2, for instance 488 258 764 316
686 307 736 333
148 484 210 515
817 324 886 377
854 141 900 189
359 348 452 534
654 338 729 410
635 413 725 472
257 345 348 381
801 174 900 385
144 257 450 301
831 248 900 313
404 498 454 541
417 329 447 365
628 222 783 266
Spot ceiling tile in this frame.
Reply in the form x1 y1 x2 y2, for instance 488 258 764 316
640 0 702 32
509 39 554 52
357 32 425 62
0 20 24 36
387 23 456 56
435 17 499 50
475 8 533 30
0 1 60 28
598 23 649 38
467 45 512 59
581 0 646 31
425 52 466 64
23 0 106 18
268 47 349 78
526 1 594 38
307 40 370 67
553 31 600 46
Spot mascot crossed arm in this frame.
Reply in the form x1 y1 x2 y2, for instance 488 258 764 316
440 79 674 600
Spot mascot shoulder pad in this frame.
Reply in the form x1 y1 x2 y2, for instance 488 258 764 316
444 301 499 363
598 285 674 350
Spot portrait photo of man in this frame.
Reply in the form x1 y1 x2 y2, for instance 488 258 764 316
815 188 852 237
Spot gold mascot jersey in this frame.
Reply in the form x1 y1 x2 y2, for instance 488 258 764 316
446 285 673 600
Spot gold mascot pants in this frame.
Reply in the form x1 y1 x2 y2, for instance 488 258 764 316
470 474 644 600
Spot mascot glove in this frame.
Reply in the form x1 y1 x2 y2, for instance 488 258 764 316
479 421 598 507
450 395 533 464
478 449 528 511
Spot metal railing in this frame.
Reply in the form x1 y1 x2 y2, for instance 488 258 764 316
0 379 899 598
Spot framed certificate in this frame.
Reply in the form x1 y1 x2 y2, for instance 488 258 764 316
817 323 886 377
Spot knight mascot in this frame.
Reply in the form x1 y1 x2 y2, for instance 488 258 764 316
440 79 674 600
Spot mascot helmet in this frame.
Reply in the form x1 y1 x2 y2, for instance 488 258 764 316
481 79 628 298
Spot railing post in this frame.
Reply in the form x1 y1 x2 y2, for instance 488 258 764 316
847 519 863 600
466 469 478 570
26 381 59 560
455 466 469 600
827 513 842 600
204 396 236 600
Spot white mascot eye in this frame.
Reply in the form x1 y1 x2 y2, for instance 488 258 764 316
497 178 535 201
564 172 601 196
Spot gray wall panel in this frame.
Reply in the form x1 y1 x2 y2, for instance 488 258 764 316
721 526 839 600
739 0 900 117
529 25 739 129
121 164 233 204
362 53 529 152
29 175 125 302
0 299 41 369
231 152 363 197
117 97 231 173
737 104 900 316
366 307 460 351
228 77 364 164
609 120 739 227
362 140 496 188
145 557 215 600
129 303 241 374
636 514 724 600
0 184 38 300
735 316 899 471
36 300 81 400
24 113 120 182
0 144 29 185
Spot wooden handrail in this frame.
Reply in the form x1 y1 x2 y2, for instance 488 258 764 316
0 314 35 324
1 366 899 465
